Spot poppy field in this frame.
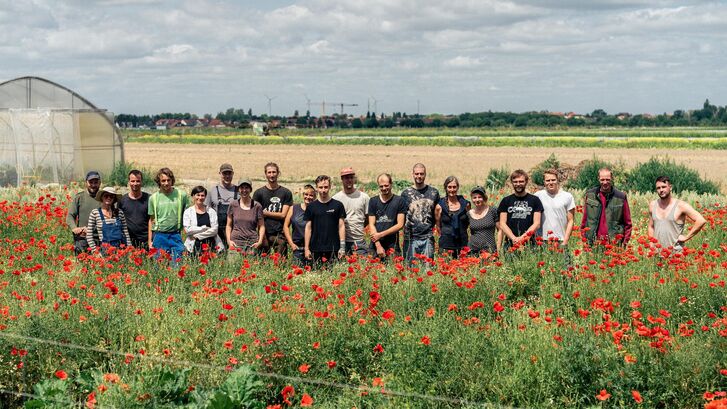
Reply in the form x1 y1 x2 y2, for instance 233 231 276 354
1 185 726 408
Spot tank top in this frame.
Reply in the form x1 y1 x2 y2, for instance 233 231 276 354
651 200 684 249
291 204 306 246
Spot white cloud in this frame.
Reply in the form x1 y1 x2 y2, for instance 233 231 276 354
444 56 483 68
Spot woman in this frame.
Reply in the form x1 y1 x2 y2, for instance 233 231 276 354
283 184 316 266
86 186 132 254
467 186 498 256
183 186 224 255
226 178 265 254
435 176 470 257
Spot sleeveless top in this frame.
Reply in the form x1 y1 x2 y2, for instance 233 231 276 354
651 200 684 249
468 207 497 254
291 204 307 246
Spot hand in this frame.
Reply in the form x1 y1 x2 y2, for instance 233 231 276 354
72 227 85 235
375 243 386 257
228 241 236 249
337 248 346 259
252 241 261 249
304 248 312 260
677 234 688 244
560 240 568 248
371 232 384 242
290 243 299 251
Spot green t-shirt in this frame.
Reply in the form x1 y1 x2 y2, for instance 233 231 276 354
148 188 190 232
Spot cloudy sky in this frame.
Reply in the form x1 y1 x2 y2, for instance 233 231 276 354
2 0 725 116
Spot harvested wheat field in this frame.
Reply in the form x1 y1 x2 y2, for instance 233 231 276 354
126 143 726 189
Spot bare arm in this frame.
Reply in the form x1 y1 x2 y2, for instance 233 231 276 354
647 201 655 240
226 214 234 249
283 207 297 249
254 220 266 248
263 204 290 220
434 204 442 234
338 218 346 258
563 208 575 246
304 221 312 259
524 211 542 242
678 202 706 243
497 211 517 242
148 217 154 248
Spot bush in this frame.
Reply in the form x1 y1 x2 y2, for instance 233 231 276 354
486 166 510 190
623 157 720 194
531 153 560 186
566 157 625 191
106 161 156 187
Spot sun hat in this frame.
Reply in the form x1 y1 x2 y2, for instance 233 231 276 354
96 186 122 202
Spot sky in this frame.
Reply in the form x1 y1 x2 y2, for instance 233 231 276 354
1 0 726 116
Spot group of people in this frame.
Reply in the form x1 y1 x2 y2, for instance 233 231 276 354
65 161 707 266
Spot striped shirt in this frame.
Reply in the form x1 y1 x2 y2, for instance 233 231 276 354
85 208 132 252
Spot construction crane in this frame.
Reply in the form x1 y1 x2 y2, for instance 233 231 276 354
308 100 359 116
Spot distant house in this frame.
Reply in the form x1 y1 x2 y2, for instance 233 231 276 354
208 119 226 128
155 119 181 130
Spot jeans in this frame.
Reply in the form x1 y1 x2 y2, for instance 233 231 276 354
345 240 368 256
152 231 184 263
404 237 434 261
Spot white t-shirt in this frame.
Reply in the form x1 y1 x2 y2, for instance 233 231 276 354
535 189 575 241
332 190 370 242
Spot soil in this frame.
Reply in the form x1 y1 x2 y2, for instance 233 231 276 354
125 143 727 191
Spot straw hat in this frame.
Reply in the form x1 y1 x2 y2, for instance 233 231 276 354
96 186 122 202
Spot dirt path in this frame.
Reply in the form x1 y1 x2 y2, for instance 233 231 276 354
126 143 726 190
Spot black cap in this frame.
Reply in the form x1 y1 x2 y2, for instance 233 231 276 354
470 186 486 196
85 171 101 181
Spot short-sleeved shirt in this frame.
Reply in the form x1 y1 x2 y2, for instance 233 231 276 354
332 190 370 242
228 200 264 246
497 193 544 241
148 188 190 233
535 189 575 241
367 194 407 249
205 184 238 212
253 186 293 236
304 199 345 252
401 185 441 240
119 192 150 243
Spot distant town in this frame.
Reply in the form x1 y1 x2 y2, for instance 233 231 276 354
116 99 727 131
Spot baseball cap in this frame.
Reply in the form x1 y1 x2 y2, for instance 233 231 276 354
219 163 234 173
86 171 101 181
340 167 355 177
237 178 252 188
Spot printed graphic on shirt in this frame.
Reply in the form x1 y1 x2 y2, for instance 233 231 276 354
507 201 534 219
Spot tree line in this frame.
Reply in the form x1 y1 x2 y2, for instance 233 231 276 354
116 99 727 128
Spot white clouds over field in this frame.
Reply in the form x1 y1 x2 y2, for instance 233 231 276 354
1 0 725 115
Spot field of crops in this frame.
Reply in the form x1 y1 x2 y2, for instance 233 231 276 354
1 185 726 408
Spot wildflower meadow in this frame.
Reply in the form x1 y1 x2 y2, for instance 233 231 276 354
0 184 726 408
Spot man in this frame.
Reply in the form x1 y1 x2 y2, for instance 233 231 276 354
534 169 575 247
66 171 101 255
304 175 346 266
253 162 293 255
148 167 190 262
580 168 632 245
367 173 406 259
497 169 543 250
205 163 238 247
118 169 150 249
332 167 370 255
648 175 706 250
401 163 440 261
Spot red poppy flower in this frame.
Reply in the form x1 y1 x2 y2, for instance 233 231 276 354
632 390 643 403
55 370 68 380
298 363 310 374
373 343 384 353
596 389 611 401
300 393 313 407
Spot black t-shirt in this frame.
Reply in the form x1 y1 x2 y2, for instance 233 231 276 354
303 199 345 252
196 211 211 227
497 193 544 240
119 192 150 242
367 195 406 249
253 185 293 236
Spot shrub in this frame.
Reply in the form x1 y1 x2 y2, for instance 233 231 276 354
531 153 560 186
486 166 510 191
106 161 156 187
566 157 624 191
623 156 720 194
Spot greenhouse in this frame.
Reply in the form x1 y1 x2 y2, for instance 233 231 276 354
0 76 124 186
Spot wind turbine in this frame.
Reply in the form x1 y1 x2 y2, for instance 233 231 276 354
370 96 382 117
264 94 277 117
303 93 312 115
